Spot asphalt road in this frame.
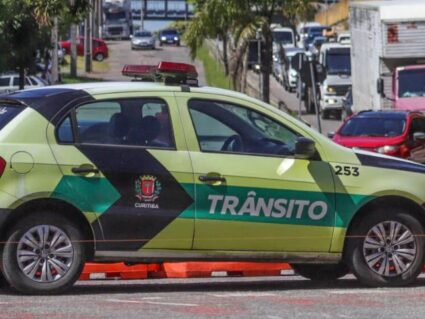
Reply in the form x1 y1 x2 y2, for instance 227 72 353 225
3 275 425 318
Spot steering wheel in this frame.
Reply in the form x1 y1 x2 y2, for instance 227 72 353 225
221 135 243 152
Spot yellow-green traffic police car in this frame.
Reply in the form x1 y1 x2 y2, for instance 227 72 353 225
0 62 425 294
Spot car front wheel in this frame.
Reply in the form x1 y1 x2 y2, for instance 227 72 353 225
94 53 104 62
1 212 86 294
291 263 349 281
346 208 425 287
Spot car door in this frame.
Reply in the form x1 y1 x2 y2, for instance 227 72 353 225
177 94 336 252
47 95 195 252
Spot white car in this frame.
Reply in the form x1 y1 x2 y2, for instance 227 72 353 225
0 73 48 94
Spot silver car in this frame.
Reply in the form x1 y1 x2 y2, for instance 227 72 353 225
0 73 48 94
131 31 156 50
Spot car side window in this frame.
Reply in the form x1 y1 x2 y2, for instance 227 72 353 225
57 99 175 148
12 77 19 86
0 78 10 87
188 99 299 157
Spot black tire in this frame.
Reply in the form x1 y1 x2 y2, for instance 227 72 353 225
345 208 425 287
1 211 87 295
291 263 349 281
94 53 104 62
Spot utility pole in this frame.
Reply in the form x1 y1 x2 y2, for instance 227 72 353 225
51 17 59 84
308 54 322 133
85 0 93 73
140 0 145 31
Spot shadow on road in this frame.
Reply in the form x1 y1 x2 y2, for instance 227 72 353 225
3 276 425 296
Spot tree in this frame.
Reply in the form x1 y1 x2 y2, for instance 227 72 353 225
185 0 236 75
0 0 90 89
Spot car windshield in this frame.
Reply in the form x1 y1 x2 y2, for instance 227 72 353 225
308 27 326 38
272 31 293 44
326 49 351 75
162 30 178 35
135 31 152 37
399 69 425 98
339 117 406 137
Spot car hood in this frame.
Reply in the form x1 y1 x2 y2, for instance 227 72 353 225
333 135 405 149
354 149 425 174
324 74 351 85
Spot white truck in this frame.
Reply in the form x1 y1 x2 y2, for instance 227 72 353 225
318 43 351 120
350 0 425 112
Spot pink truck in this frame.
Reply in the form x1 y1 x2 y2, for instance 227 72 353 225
350 1 425 112
394 65 425 110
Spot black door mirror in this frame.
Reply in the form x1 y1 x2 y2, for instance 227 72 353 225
295 137 316 160
327 131 335 139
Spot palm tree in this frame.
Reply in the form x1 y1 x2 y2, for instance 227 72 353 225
185 0 236 75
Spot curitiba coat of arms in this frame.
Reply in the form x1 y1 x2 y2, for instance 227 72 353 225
135 175 162 203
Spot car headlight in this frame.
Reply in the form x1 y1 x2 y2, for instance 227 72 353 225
161 36 166 41
174 36 179 41
376 145 400 154
290 69 298 77
326 86 336 94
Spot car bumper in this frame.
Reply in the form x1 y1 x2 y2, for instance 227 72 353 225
132 42 154 48
160 39 179 44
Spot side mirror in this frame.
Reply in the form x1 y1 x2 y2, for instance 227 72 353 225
414 132 425 141
296 34 300 42
295 137 316 160
377 78 385 97
327 132 335 139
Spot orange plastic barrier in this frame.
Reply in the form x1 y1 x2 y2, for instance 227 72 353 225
163 262 292 278
79 263 163 280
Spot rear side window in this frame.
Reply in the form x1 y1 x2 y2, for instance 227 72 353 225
0 104 25 130
57 98 175 148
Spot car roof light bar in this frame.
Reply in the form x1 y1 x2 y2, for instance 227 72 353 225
121 61 199 86
121 64 157 81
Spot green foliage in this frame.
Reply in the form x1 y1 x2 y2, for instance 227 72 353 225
196 43 232 90
0 0 89 76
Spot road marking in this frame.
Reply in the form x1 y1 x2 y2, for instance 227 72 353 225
210 292 278 298
268 316 283 319
107 299 198 307
330 290 388 294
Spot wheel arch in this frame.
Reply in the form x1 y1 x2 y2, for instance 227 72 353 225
0 198 96 260
342 195 425 258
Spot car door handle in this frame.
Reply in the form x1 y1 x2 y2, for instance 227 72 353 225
198 175 226 183
71 166 100 175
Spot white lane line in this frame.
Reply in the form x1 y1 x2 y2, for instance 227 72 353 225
330 290 388 294
106 299 198 307
210 292 278 298
146 301 199 307
268 316 283 319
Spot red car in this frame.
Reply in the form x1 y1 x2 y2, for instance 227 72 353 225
331 110 425 159
60 37 109 61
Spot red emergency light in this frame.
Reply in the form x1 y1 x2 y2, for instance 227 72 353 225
157 61 198 78
121 61 198 86
121 64 157 81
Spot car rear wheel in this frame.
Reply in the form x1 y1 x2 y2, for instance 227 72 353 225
1 212 86 294
291 263 349 281
346 208 425 287
94 53 104 62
